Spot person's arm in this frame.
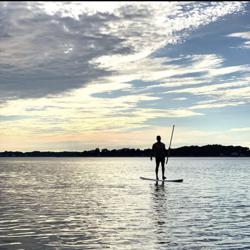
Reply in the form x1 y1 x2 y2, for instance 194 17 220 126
150 144 154 160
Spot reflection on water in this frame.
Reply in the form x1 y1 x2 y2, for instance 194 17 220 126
151 182 171 248
0 157 249 249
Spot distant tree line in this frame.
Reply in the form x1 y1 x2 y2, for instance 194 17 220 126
1 144 250 157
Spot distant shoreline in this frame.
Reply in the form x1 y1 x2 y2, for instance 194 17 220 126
1 156 250 158
1 144 250 157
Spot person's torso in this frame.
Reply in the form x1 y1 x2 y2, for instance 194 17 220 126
153 142 166 158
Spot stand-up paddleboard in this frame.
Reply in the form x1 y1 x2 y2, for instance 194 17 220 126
140 177 183 182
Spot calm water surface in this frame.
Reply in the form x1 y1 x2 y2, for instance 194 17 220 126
0 157 249 249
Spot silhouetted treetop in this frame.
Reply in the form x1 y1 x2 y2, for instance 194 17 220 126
0 144 250 157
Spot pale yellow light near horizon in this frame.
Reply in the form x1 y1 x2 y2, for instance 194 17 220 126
2 123 249 151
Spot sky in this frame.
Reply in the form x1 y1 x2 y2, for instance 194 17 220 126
1 1 250 151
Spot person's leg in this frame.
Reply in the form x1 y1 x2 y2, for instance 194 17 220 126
161 159 166 180
155 158 160 180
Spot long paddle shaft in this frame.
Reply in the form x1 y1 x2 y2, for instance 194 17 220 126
166 125 175 165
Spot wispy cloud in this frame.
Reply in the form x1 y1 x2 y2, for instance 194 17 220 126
0 82 203 140
230 127 250 132
228 31 250 49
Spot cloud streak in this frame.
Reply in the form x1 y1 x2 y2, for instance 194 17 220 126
228 31 250 49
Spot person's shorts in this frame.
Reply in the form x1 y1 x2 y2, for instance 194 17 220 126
155 157 165 165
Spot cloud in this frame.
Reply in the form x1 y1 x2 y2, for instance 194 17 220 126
0 81 203 140
168 77 250 95
0 2 129 101
190 100 246 110
227 31 250 49
0 2 246 102
173 97 188 101
230 127 250 132
164 64 250 111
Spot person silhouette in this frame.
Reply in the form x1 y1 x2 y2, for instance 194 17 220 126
150 135 168 180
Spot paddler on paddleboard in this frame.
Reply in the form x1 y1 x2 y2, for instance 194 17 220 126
150 135 168 181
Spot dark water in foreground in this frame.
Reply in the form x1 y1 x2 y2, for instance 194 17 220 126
0 157 249 249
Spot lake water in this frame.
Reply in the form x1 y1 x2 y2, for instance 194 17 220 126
0 157 249 249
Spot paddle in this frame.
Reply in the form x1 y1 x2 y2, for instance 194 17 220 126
166 124 175 165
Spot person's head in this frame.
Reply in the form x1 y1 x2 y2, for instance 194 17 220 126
156 135 161 142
